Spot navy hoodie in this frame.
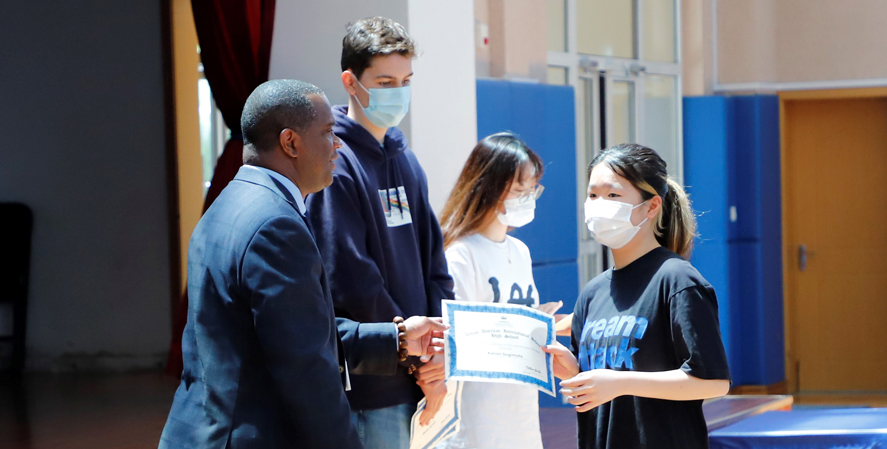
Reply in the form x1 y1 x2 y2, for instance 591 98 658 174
305 105 455 411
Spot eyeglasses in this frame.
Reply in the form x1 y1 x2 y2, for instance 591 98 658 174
512 184 545 204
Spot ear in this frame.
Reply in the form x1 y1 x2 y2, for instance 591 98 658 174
279 128 302 159
341 70 357 96
645 195 663 220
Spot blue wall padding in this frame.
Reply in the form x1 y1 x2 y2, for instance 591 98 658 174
757 96 784 385
476 79 578 264
729 241 764 382
683 97 733 362
729 97 763 241
532 262 580 314
477 79 578 408
684 95 784 386
534 262 579 408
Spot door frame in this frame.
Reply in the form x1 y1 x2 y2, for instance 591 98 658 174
547 0 684 286
780 87 887 393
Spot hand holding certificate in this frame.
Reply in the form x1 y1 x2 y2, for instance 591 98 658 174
442 301 556 396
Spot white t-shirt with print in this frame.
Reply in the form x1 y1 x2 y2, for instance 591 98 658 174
437 233 543 449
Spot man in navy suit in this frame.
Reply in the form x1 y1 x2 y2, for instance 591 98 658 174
159 79 447 448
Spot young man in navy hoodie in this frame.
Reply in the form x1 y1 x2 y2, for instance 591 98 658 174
305 17 454 449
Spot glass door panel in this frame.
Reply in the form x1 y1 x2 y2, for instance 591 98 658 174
547 0 568 52
642 0 677 62
610 80 635 146
576 0 635 58
547 66 569 85
642 75 679 180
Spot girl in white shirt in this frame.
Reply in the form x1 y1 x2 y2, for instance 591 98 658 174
436 132 562 449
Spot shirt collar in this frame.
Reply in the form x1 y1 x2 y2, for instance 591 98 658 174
243 165 306 215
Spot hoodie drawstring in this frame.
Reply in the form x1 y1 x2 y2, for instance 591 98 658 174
384 153 393 217
383 149 405 219
393 158 404 218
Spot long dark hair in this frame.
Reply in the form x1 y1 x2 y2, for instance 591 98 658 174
588 143 696 259
440 132 543 248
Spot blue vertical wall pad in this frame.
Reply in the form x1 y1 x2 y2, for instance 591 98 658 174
684 95 785 386
477 79 579 407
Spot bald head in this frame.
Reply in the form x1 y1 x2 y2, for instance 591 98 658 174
241 79 325 156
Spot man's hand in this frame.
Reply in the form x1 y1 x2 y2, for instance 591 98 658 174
416 379 447 426
404 316 449 360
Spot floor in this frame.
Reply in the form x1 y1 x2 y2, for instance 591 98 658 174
793 392 887 408
0 372 579 449
0 372 178 449
2 372 885 449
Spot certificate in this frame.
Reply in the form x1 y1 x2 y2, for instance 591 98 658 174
409 380 463 449
442 301 556 396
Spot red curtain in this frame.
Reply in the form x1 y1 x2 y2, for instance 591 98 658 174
166 0 276 376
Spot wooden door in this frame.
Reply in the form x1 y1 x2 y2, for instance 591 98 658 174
783 91 887 393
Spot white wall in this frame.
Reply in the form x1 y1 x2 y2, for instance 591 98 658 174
714 0 887 90
682 0 715 96
269 1 409 107
407 0 478 213
0 1 172 370
269 0 478 214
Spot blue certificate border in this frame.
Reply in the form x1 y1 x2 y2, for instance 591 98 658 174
443 301 556 396
410 381 463 449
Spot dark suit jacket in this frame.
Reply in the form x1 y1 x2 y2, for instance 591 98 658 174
159 167 398 449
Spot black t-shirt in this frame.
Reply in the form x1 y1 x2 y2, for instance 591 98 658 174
570 247 731 449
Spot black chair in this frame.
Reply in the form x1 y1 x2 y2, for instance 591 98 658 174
0 203 33 374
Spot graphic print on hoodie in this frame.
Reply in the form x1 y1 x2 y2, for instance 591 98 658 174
305 105 454 411
380 186 412 227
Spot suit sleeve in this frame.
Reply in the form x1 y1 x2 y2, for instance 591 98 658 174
306 173 404 322
241 214 361 448
336 318 399 376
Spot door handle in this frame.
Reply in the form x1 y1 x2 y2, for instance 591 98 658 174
798 245 817 271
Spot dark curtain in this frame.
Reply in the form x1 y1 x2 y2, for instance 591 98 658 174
166 0 276 376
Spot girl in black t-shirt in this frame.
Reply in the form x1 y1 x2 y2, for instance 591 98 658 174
543 144 731 448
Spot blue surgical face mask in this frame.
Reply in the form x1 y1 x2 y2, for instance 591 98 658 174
351 74 411 129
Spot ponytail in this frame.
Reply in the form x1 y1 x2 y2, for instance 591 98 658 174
655 178 696 259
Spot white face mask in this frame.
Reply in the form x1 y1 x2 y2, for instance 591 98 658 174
498 196 536 227
584 198 648 249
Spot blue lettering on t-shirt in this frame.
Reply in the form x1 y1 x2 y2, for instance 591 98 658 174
603 316 620 338
488 277 501 302
488 276 536 306
578 314 647 371
613 338 639 369
593 346 607 369
590 319 607 339
507 283 535 306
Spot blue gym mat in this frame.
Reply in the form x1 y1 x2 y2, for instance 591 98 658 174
709 408 887 449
